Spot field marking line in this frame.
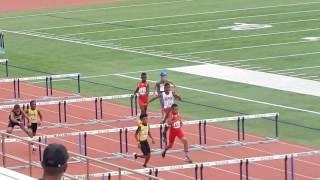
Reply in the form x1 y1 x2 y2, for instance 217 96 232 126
137 24 320 48
218 51 320 64
62 10 320 36
0 0 192 21
269 65 320 73
94 17 320 42
24 1 320 31
115 74 320 115
182 40 310 55
1 29 207 65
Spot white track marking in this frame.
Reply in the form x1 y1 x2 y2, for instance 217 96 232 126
217 51 320 64
269 65 320 73
25 2 320 31
137 25 320 48
183 41 309 55
0 0 192 21
1 29 208 65
63 11 320 36
95 17 320 42
115 74 320 115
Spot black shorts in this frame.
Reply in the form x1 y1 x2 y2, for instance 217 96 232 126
140 140 151 156
28 123 38 133
8 120 21 128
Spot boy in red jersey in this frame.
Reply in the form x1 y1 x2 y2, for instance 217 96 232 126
162 104 192 163
134 72 149 115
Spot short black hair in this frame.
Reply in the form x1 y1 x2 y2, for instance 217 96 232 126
13 104 20 109
171 104 178 108
42 143 69 176
141 72 147 76
140 113 148 120
164 82 170 86
30 100 36 105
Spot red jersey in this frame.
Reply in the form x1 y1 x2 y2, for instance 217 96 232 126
137 81 149 97
169 112 182 130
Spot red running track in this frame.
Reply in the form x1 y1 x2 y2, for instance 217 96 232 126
0 82 320 179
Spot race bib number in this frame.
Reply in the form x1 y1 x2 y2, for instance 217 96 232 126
173 121 181 128
139 87 147 95
160 84 165 92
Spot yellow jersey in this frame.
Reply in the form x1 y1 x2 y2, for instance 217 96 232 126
27 109 40 123
138 124 149 142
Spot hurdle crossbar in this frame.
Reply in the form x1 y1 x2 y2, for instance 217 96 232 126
79 150 320 178
1 113 278 143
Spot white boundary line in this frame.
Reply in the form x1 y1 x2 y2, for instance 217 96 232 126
115 74 320 115
137 25 320 48
62 10 320 36
95 17 320 42
0 0 192 21
269 65 320 73
24 1 320 31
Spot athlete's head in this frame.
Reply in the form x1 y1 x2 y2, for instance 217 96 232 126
140 114 148 125
13 104 21 114
30 100 36 110
160 71 167 81
164 83 171 93
171 104 179 114
141 72 147 82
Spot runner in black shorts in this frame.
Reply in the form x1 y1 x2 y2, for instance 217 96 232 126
26 100 42 137
133 114 155 168
6 104 31 137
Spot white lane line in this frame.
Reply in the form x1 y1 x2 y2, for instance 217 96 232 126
218 51 320 64
1 29 208 65
0 0 192 20
63 10 320 36
94 17 320 42
25 1 320 31
269 65 320 73
183 41 309 55
137 24 320 48
304 75 319 79
290 73 307 77
116 74 320 116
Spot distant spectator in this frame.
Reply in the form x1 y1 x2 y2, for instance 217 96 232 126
40 143 69 180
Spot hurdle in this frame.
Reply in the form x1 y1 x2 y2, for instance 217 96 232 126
0 73 80 98
78 150 320 179
1 113 279 156
0 59 8 77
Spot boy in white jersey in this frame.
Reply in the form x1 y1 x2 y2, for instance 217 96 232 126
149 83 181 144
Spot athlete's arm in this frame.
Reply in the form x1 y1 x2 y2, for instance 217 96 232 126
135 126 141 142
153 83 159 96
148 94 160 103
38 110 43 122
148 126 155 143
9 112 20 124
173 92 182 101
21 110 30 123
133 87 139 96
146 84 150 95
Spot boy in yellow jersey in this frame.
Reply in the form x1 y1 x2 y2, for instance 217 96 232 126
26 100 43 137
133 114 155 168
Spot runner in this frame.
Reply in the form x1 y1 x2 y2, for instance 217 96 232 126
154 71 176 118
162 104 192 163
6 104 31 137
133 114 155 168
134 72 149 115
26 100 43 137
149 82 181 144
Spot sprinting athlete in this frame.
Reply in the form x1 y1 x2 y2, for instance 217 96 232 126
133 114 155 168
6 104 31 137
134 73 149 115
149 82 181 143
26 100 43 137
162 104 192 163
154 71 176 117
